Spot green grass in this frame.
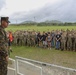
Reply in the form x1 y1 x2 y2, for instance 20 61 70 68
6 25 76 32
10 46 76 69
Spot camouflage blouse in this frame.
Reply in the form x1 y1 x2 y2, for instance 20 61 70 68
0 26 8 57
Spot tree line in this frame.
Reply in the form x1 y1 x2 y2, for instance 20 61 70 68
11 22 76 26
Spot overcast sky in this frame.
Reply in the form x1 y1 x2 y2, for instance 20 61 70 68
0 0 55 15
0 0 76 23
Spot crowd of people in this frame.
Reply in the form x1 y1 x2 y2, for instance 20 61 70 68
7 29 76 52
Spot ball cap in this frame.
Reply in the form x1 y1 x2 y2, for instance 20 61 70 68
1 17 10 23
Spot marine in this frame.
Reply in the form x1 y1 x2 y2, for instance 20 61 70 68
0 17 10 75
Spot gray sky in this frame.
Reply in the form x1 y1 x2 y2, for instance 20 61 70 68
0 0 76 23
0 0 5 10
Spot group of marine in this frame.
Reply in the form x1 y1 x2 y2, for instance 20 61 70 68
8 29 76 52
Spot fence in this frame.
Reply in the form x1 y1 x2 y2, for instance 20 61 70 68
8 56 76 75
8 58 23 75
15 59 42 75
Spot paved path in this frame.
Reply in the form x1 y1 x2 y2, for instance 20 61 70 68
8 60 42 75
8 58 76 75
7 68 15 75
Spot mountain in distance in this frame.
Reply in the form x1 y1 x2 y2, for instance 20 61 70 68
20 20 37 24
20 20 62 24
44 20 63 24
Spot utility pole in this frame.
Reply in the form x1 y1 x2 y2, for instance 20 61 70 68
34 17 36 22
16 20 17 24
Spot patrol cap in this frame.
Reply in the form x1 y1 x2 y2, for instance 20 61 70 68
1 17 10 23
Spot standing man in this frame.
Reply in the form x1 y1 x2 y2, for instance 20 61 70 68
0 17 10 75
55 31 61 50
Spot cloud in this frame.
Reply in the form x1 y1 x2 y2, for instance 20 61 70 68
10 0 76 23
0 0 6 10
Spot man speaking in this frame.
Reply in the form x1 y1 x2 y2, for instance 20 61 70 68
0 17 10 75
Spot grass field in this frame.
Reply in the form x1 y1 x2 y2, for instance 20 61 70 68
7 25 76 69
6 25 76 32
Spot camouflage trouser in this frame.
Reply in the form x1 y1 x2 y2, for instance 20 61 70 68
23 38 27 46
67 40 72 50
27 39 31 46
61 40 66 50
74 39 76 51
0 57 8 75
14 38 17 45
31 39 35 46
71 38 75 51
19 39 23 46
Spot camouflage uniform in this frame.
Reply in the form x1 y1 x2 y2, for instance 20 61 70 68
31 32 36 46
0 26 8 75
19 32 23 46
61 31 66 50
67 32 72 51
27 32 31 46
71 32 75 51
74 32 76 51
24 31 28 46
